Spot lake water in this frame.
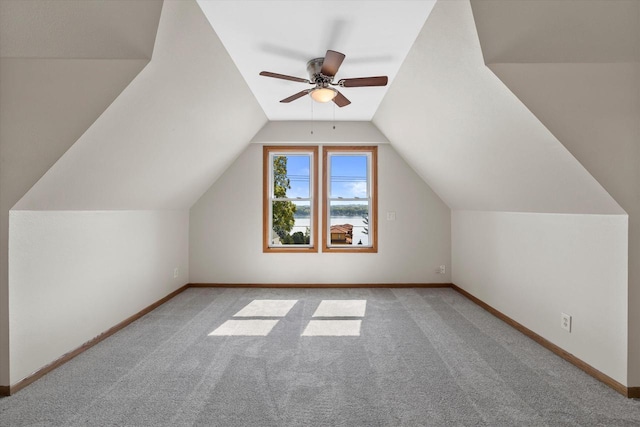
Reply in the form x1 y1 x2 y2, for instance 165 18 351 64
292 216 369 246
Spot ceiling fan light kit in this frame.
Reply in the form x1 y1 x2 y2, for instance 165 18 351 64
259 49 388 108
310 87 337 103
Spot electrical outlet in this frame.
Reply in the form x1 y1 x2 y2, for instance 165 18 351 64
387 211 396 221
439 265 446 274
561 313 571 332
174 267 179 278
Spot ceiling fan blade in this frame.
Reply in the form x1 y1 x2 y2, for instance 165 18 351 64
339 76 388 87
260 71 310 84
332 90 351 108
280 89 312 103
321 50 345 77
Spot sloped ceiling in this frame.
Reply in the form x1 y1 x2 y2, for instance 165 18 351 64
15 0 267 210
1 59 150 208
10 0 628 216
0 0 161 59
471 0 640 211
0 0 162 211
373 0 623 215
486 63 640 212
471 0 640 64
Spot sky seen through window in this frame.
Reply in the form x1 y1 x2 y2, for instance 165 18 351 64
281 154 368 200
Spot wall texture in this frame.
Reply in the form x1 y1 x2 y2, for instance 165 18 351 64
0 56 149 388
471 0 640 388
452 210 629 385
0 0 161 387
373 0 622 216
487 63 640 386
0 0 264 387
8 210 189 384
14 0 266 211
190 143 451 284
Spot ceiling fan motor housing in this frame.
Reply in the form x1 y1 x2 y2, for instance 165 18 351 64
307 58 332 87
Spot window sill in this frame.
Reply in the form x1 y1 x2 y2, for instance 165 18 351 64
264 246 318 253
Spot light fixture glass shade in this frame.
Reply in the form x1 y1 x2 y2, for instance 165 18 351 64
310 87 337 103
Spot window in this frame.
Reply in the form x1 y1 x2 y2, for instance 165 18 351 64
263 146 318 252
263 145 376 254
323 146 377 253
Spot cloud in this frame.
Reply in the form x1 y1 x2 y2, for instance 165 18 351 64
347 181 367 198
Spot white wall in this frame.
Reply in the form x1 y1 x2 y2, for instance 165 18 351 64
0 0 162 387
190 143 451 284
486 63 640 386
8 210 189 384
471 0 640 388
0 57 151 387
452 210 629 385
251 121 389 145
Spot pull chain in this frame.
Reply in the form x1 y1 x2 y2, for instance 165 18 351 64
332 101 336 130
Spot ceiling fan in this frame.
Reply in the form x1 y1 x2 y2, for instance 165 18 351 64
259 50 388 107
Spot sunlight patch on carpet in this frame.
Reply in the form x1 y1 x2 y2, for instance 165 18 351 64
312 300 367 317
233 300 298 317
302 320 362 336
209 319 279 336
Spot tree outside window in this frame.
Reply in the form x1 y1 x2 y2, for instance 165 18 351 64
263 146 317 252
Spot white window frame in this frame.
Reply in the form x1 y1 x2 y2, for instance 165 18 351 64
322 146 377 253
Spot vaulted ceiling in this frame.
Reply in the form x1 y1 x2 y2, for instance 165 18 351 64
471 0 640 214
3 0 632 216
0 0 163 212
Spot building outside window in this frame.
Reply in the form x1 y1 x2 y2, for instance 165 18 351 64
323 146 377 253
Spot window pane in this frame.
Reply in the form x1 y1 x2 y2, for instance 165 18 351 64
329 155 368 199
272 154 310 199
271 200 311 246
329 200 370 246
